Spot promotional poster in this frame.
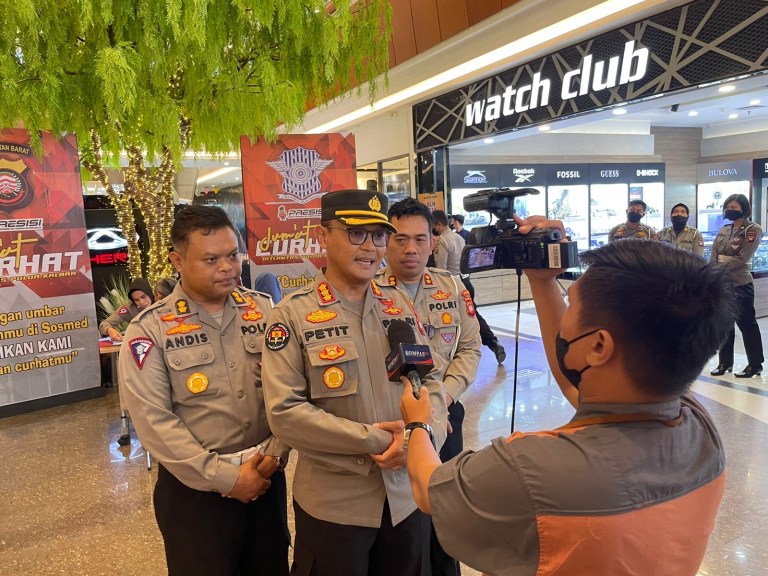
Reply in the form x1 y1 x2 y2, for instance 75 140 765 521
240 134 357 295
0 129 100 411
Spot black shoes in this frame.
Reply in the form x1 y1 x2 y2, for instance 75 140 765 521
735 365 763 378
709 364 733 376
489 340 506 364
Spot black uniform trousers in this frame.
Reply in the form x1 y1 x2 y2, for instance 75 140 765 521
429 401 466 576
459 277 496 347
718 283 764 368
154 464 289 576
292 498 430 576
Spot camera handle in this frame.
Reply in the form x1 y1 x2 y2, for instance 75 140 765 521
510 267 523 434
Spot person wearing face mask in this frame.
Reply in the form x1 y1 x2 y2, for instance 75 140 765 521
608 199 658 242
400 230 730 576
657 203 704 256
709 193 764 378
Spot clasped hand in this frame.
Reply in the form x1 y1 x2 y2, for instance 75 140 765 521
226 453 279 503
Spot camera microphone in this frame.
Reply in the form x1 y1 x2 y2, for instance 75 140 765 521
385 319 433 399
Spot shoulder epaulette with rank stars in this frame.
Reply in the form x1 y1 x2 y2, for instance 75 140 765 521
423 273 433 286
388 274 398 286
316 281 337 304
370 279 384 299
230 290 246 305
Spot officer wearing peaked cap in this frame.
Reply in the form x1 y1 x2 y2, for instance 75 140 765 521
262 189 448 576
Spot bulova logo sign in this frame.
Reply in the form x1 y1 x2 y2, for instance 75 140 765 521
709 168 739 177
465 41 649 127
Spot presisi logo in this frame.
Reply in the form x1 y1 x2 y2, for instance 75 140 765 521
0 218 43 231
463 170 487 184
0 159 34 212
513 168 535 183
465 40 649 127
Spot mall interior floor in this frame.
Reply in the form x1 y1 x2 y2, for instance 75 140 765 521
1 302 767 576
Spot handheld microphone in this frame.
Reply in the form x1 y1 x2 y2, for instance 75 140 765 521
385 319 433 399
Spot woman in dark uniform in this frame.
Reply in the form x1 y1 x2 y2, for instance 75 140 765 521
709 194 764 378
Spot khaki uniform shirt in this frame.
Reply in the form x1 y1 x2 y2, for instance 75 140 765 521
434 230 466 276
608 222 658 242
261 270 448 528
119 284 288 494
710 220 763 286
658 225 705 256
378 266 481 402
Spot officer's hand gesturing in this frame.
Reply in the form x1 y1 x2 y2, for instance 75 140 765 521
226 454 272 503
370 420 407 471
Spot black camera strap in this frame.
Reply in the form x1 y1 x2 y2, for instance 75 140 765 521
510 268 523 435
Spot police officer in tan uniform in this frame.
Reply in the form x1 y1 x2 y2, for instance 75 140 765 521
608 199 658 242
709 194 764 378
261 190 448 576
379 198 481 576
120 206 290 576
657 203 704 256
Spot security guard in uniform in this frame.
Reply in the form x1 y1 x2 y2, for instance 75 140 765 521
120 206 290 576
261 190 448 576
657 203 704 256
380 198 481 576
709 193 764 378
608 199 658 242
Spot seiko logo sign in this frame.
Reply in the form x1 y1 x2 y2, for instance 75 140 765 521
463 170 488 184
709 168 738 177
513 168 535 183
556 171 581 178
636 169 659 177
601 170 620 178
465 41 649 127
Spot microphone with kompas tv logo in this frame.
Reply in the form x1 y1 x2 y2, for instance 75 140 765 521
385 319 434 399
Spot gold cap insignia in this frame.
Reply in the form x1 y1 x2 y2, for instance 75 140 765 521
186 372 209 394
368 195 382 212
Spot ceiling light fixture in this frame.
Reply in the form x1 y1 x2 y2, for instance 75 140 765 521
305 0 651 134
688 110 698 116
538 125 551 131
718 85 736 93
612 108 628 115
728 113 739 119
749 99 761 106
483 138 495 144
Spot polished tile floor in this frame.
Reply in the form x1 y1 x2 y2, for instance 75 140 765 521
1 302 767 575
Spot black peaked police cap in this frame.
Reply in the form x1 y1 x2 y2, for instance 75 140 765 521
321 189 397 233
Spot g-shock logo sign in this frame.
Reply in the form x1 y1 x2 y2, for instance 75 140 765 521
636 169 660 177
463 170 488 184
465 41 649 127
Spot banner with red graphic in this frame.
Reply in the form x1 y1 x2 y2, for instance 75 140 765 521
240 134 357 295
0 129 100 410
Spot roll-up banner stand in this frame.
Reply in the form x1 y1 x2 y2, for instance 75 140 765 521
0 129 101 417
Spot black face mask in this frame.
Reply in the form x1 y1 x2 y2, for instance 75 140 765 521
724 209 743 221
555 329 600 389
432 228 439 236
671 215 688 231
627 212 643 223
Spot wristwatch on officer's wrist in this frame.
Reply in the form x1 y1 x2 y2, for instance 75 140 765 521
404 421 435 449
274 456 286 471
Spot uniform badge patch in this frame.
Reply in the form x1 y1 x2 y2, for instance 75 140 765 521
166 322 202 336
383 306 403 316
129 337 154 369
160 312 176 322
441 332 456 344
460 289 476 317
369 195 382 212
231 291 245 304
117 305 129 315
319 345 346 361
186 372 209 394
323 366 345 389
423 274 433 286
441 312 453 325
306 309 337 323
317 282 336 304
746 229 758 242
175 300 190 315
266 323 290 351
370 280 383 298
388 275 397 286
431 290 450 301
242 309 263 322
698 236 704 246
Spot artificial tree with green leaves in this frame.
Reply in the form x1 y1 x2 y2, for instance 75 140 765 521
0 0 390 285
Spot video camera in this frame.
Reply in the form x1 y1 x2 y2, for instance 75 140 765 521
459 188 578 273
